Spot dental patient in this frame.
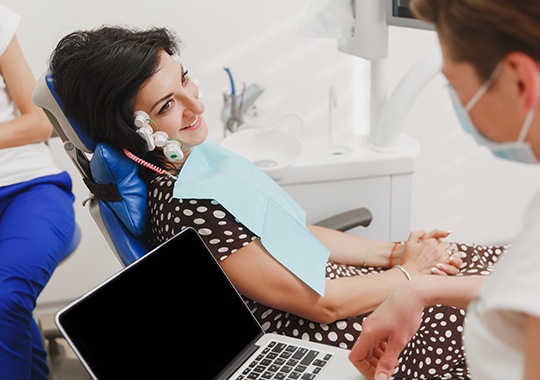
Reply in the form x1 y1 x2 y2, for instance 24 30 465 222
49 25 505 379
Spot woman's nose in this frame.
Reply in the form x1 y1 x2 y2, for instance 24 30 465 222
182 91 205 117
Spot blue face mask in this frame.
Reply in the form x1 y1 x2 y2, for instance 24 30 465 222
448 63 539 164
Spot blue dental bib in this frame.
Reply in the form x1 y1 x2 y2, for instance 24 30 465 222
172 141 329 295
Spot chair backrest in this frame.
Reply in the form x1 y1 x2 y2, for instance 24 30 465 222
32 71 150 266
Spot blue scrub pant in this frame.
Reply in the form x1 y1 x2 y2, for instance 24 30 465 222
0 172 75 380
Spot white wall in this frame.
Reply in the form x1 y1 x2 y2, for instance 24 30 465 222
6 0 539 313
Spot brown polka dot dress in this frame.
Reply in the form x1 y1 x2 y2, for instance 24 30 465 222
147 174 506 380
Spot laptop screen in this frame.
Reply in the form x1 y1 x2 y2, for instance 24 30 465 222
56 227 263 379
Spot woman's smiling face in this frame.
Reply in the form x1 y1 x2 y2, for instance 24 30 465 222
133 50 208 159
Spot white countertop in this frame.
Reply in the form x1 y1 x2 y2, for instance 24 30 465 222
277 133 420 185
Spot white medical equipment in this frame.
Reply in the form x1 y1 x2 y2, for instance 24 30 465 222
302 0 440 149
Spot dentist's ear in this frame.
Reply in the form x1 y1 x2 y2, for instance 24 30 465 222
505 52 540 110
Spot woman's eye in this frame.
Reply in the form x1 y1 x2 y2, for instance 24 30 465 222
158 100 173 114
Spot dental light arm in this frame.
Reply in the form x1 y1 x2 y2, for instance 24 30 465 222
372 47 442 150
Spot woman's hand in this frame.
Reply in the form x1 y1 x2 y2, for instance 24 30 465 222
431 251 463 276
400 230 462 277
422 229 464 276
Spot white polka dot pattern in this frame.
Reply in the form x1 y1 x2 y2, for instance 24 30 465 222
147 176 256 256
244 244 504 379
148 175 506 379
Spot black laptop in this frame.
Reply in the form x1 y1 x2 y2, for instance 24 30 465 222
55 227 364 379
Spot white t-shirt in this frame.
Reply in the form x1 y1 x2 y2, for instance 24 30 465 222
463 189 540 379
0 3 60 187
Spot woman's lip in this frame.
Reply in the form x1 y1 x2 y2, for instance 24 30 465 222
183 116 201 130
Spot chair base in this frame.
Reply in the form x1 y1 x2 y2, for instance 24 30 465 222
39 319 92 380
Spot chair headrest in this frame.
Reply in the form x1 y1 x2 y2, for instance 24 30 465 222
32 71 96 153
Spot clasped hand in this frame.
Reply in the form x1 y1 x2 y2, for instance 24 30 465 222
400 229 462 277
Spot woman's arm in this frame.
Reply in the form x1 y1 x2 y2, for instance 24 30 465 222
308 225 461 275
220 234 472 324
221 239 414 323
348 275 484 380
525 314 540 380
308 224 398 268
0 36 52 149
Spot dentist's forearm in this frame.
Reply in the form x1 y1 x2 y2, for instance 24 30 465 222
410 275 485 309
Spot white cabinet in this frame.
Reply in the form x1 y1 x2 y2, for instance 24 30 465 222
279 133 419 242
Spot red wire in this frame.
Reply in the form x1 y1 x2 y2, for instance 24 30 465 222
122 148 176 180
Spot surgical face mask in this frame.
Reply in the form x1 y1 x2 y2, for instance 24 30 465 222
448 64 539 164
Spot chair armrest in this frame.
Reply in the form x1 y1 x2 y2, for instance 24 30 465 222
314 207 372 232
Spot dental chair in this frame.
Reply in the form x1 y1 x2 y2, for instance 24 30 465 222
33 72 150 267
32 70 372 379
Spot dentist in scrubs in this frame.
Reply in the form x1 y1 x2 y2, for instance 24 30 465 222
349 0 540 379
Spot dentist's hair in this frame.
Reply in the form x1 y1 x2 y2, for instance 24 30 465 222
411 0 540 80
49 25 183 175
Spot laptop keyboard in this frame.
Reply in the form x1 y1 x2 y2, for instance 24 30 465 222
233 340 333 380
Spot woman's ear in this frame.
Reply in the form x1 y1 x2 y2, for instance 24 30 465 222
504 52 540 111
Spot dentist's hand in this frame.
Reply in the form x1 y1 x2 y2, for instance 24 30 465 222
349 284 425 380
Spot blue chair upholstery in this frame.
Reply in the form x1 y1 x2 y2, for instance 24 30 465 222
33 71 150 266
89 143 149 264
89 143 148 238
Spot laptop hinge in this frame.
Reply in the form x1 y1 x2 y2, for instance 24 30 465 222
216 333 265 380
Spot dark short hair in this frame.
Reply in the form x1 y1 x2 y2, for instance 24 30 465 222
49 25 182 173
411 0 540 80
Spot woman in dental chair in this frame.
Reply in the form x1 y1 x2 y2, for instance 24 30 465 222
49 25 504 379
